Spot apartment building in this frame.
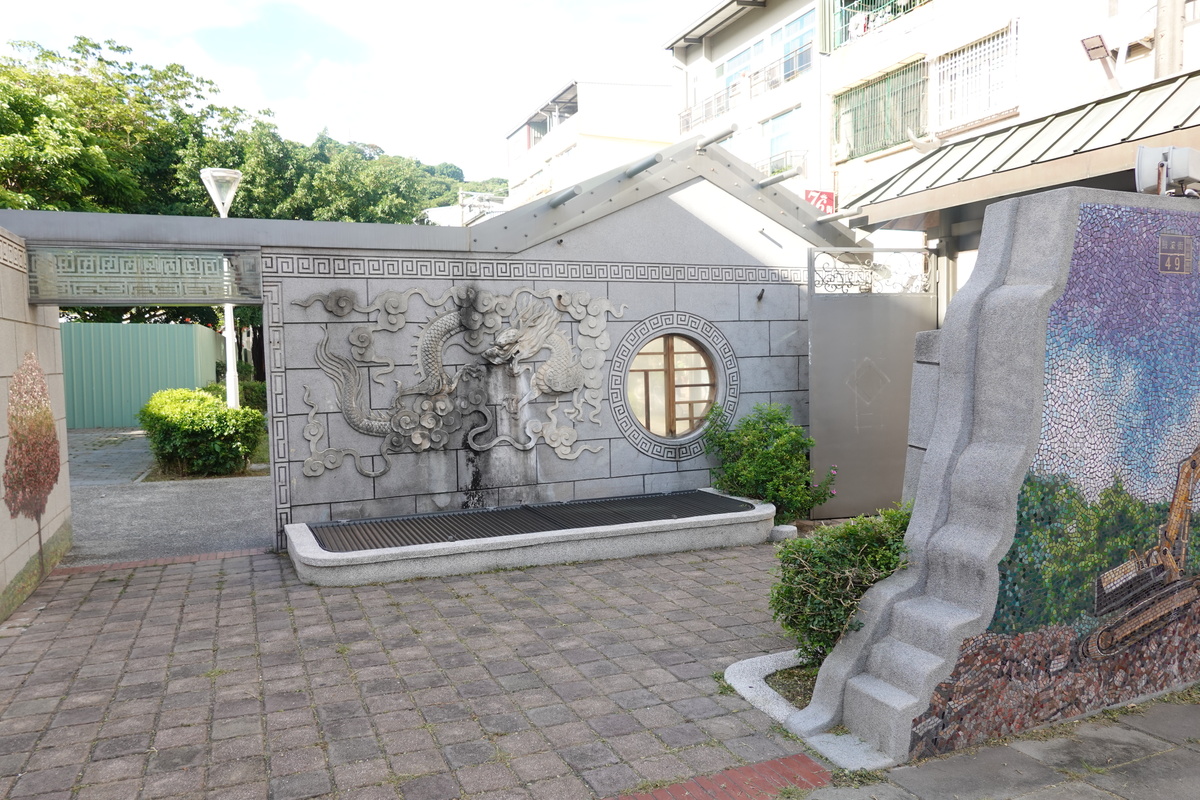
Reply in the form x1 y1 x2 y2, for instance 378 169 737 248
666 1 833 213
504 81 676 207
667 0 1200 227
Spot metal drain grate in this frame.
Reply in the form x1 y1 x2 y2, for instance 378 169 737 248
308 491 754 553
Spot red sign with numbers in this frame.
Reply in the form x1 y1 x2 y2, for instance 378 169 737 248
804 190 835 214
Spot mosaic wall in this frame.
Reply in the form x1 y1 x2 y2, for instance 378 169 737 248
910 203 1200 757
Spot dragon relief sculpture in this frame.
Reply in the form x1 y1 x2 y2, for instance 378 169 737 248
294 286 624 477
485 300 591 419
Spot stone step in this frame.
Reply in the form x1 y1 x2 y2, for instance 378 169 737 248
888 594 979 655
843 672 921 760
866 636 945 700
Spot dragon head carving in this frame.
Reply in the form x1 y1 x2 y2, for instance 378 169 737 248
483 301 560 371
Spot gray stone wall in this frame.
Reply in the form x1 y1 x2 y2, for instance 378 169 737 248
0 226 71 620
263 252 810 529
793 187 1200 766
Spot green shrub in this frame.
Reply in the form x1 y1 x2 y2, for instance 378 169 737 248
702 403 835 521
240 380 267 412
138 388 266 476
216 360 254 382
201 380 267 412
770 504 910 659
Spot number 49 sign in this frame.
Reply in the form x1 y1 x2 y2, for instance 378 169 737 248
804 190 835 215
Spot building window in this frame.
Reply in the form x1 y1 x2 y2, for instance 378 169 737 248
935 26 1017 133
627 335 716 438
759 110 805 176
833 60 927 160
723 48 752 87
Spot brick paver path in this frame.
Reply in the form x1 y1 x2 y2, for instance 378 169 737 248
0 544 817 799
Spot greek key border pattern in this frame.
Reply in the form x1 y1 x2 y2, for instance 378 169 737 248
608 312 740 461
263 279 292 545
26 248 263 304
262 254 805 284
0 230 25 273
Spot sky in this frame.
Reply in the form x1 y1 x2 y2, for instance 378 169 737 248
1030 205 1200 505
3 0 712 181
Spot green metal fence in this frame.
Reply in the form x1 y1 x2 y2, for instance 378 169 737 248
61 323 224 428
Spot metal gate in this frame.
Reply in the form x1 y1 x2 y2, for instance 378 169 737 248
807 248 938 519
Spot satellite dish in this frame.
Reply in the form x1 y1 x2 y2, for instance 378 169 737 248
1135 146 1200 194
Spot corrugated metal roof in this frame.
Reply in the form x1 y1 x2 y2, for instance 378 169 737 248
851 69 1200 220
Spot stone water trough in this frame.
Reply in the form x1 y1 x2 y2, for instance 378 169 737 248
284 489 775 585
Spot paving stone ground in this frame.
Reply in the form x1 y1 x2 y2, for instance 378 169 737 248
0 545 811 799
66 429 155 486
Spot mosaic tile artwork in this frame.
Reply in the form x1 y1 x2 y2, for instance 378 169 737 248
910 203 1200 758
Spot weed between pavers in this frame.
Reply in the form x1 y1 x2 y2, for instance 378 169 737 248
711 671 736 696
632 778 679 793
775 787 810 799
830 768 888 787
769 723 802 743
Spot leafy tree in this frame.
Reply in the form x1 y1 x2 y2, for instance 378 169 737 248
1039 476 1166 625
992 472 1078 633
59 306 219 326
5 35 509 348
3 353 61 578
1 37 229 214
992 471 1172 634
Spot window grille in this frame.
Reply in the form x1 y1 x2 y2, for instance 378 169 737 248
935 26 1017 132
833 60 928 160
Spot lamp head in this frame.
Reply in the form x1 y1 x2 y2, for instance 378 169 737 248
200 168 243 218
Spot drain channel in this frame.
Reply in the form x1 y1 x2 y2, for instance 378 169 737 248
308 491 754 553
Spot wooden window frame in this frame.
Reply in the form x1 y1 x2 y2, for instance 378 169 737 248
627 334 717 438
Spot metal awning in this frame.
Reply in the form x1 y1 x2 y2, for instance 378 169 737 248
849 69 1200 229
664 0 766 51
506 82 580 140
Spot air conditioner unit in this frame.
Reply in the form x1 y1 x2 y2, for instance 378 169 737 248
832 141 851 162
1135 146 1200 194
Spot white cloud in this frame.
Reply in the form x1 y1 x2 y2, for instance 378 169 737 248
4 0 708 179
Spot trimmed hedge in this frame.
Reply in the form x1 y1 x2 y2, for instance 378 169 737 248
770 504 910 659
138 388 266 476
201 380 267 412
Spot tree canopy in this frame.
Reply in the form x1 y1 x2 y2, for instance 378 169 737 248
3 37 507 333
0 37 506 222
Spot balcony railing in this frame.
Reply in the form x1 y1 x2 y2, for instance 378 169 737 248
679 44 814 134
834 0 933 50
754 150 806 176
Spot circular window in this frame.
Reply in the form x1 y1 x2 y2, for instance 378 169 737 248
609 312 739 461
627 335 715 438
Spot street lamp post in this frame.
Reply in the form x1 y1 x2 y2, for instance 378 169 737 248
200 168 243 409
